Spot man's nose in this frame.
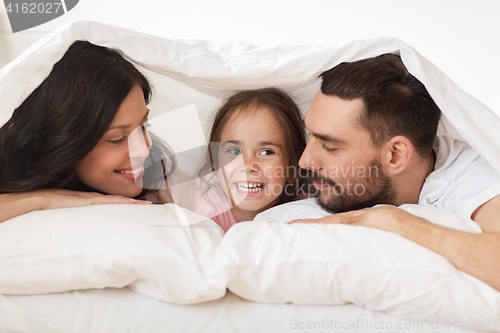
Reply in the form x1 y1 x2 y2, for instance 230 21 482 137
299 139 321 172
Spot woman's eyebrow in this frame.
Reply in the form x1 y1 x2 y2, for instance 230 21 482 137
108 124 131 130
108 109 150 131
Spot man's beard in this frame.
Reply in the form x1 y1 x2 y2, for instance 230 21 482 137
313 158 396 214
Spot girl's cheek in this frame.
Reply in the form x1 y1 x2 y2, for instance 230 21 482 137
263 159 287 177
216 170 231 196
262 165 278 178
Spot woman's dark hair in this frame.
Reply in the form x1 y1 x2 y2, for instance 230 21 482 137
199 88 311 203
0 41 174 196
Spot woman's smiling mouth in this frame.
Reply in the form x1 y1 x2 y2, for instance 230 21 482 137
115 164 145 181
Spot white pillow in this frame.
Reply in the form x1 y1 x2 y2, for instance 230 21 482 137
224 200 499 323
0 204 229 305
254 198 483 233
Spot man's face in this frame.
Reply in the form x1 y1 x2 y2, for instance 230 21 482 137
299 91 396 213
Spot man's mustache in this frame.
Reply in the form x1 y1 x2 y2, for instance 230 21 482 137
311 173 337 188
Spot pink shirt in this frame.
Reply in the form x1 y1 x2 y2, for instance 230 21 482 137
187 183 238 233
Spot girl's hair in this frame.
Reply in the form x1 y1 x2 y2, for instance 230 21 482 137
0 41 174 196
199 88 310 203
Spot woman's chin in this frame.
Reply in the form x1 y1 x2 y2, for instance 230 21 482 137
128 186 145 198
104 184 144 199
119 179 145 198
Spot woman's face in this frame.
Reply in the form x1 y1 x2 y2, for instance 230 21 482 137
76 85 151 197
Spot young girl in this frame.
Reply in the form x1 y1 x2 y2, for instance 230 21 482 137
0 41 175 222
188 88 311 232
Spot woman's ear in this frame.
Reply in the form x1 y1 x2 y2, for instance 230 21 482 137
381 136 414 176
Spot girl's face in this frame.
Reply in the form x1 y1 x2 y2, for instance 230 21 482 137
76 85 151 197
217 107 290 220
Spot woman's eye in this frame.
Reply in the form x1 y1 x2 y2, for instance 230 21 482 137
227 147 242 155
109 136 127 144
140 122 151 133
259 149 275 156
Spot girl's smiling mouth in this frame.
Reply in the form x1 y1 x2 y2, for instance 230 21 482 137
234 181 266 194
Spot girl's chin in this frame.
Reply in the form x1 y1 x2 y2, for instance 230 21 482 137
233 199 275 213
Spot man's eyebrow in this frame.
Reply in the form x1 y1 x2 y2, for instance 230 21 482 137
304 116 346 144
108 109 150 130
311 132 346 145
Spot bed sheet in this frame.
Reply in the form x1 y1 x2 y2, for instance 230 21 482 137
0 289 482 333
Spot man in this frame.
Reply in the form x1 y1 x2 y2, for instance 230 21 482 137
293 53 500 291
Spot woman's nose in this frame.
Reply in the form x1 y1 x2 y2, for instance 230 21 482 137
128 126 150 160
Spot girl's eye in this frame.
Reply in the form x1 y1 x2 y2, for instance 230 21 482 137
259 149 275 156
227 147 242 155
109 136 127 144
322 144 338 152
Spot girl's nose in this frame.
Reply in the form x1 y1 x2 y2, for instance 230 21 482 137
242 155 259 173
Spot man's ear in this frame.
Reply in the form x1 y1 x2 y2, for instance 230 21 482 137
381 136 414 176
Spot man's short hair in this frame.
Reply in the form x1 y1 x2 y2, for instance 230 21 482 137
319 53 441 158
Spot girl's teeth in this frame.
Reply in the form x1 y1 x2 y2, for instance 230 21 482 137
236 182 263 192
119 166 144 175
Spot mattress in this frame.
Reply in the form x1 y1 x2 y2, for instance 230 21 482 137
0 289 481 333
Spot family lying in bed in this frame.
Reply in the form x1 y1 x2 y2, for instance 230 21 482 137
1 41 499 293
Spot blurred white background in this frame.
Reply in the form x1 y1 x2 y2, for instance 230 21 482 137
1 0 499 112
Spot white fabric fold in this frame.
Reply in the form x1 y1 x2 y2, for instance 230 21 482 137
1 20 500 175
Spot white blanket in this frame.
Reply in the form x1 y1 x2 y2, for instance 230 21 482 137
1 20 500 174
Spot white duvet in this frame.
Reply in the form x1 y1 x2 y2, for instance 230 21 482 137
1 20 500 330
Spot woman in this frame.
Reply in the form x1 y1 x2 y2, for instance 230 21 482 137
0 41 175 222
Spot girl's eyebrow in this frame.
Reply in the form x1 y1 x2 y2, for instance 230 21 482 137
221 140 282 148
221 140 241 146
260 141 282 148
108 109 150 131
